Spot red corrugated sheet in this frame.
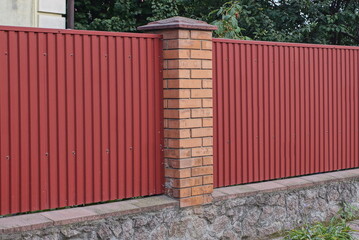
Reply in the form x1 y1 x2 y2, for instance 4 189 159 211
213 38 359 188
0 26 164 215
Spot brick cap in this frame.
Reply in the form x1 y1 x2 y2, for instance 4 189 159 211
0 196 178 234
138 16 218 31
212 168 359 202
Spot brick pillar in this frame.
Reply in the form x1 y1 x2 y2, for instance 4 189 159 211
138 17 217 207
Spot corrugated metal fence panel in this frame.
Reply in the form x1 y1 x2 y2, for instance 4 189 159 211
0 26 164 215
213 38 359 188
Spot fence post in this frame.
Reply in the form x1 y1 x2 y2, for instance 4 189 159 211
138 17 217 207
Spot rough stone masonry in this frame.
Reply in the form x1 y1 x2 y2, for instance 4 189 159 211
1 170 359 240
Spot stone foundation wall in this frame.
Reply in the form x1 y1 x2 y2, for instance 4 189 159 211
1 170 359 240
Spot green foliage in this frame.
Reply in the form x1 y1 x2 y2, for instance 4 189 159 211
209 0 359 45
75 0 229 32
284 219 354 240
146 0 179 22
75 0 178 32
74 0 359 45
339 203 359 221
177 0 228 21
284 203 359 240
85 0 141 32
210 1 251 39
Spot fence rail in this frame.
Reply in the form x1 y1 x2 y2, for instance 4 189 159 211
0 26 164 215
213 38 359 188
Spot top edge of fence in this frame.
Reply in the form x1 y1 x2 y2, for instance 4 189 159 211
0 25 163 39
213 38 359 50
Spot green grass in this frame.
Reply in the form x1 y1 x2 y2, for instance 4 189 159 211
284 203 359 240
284 219 354 240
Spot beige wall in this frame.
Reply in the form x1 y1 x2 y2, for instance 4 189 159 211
0 0 66 29
0 0 35 27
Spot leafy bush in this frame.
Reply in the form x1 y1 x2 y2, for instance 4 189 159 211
75 0 179 32
208 0 359 45
210 1 250 40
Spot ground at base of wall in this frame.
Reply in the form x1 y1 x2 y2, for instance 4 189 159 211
270 219 359 240
349 220 359 239
1 170 359 240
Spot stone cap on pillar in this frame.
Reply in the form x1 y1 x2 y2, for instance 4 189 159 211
137 16 217 31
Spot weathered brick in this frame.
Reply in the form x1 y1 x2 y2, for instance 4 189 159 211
180 195 204 207
203 175 213 184
202 60 212 69
191 50 212 59
192 147 213 157
166 39 201 49
201 41 212 50
164 149 191 159
167 59 201 69
190 30 212 40
161 29 190 39
192 157 203 166
167 99 202 109
202 79 212 88
167 79 202 89
192 166 213 176
202 138 213 147
202 156 213 165
191 185 213 196
191 89 212 98
172 188 192 198
192 128 213 137
164 69 190 79
202 118 213 127
164 109 191 119
163 49 190 59
191 108 213 118
164 89 190 99
167 138 202 148
202 99 213 108
191 69 212 79
165 168 191 178
164 119 169 128
167 119 202 128
163 99 168 109
168 159 193 168
172 177 203 188
164 129 191 138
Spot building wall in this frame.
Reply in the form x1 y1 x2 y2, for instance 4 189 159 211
0 0 66 29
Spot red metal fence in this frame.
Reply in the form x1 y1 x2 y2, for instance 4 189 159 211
0 26 164 215
213 38 359 188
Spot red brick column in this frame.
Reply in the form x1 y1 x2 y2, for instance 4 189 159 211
138 17 217 207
